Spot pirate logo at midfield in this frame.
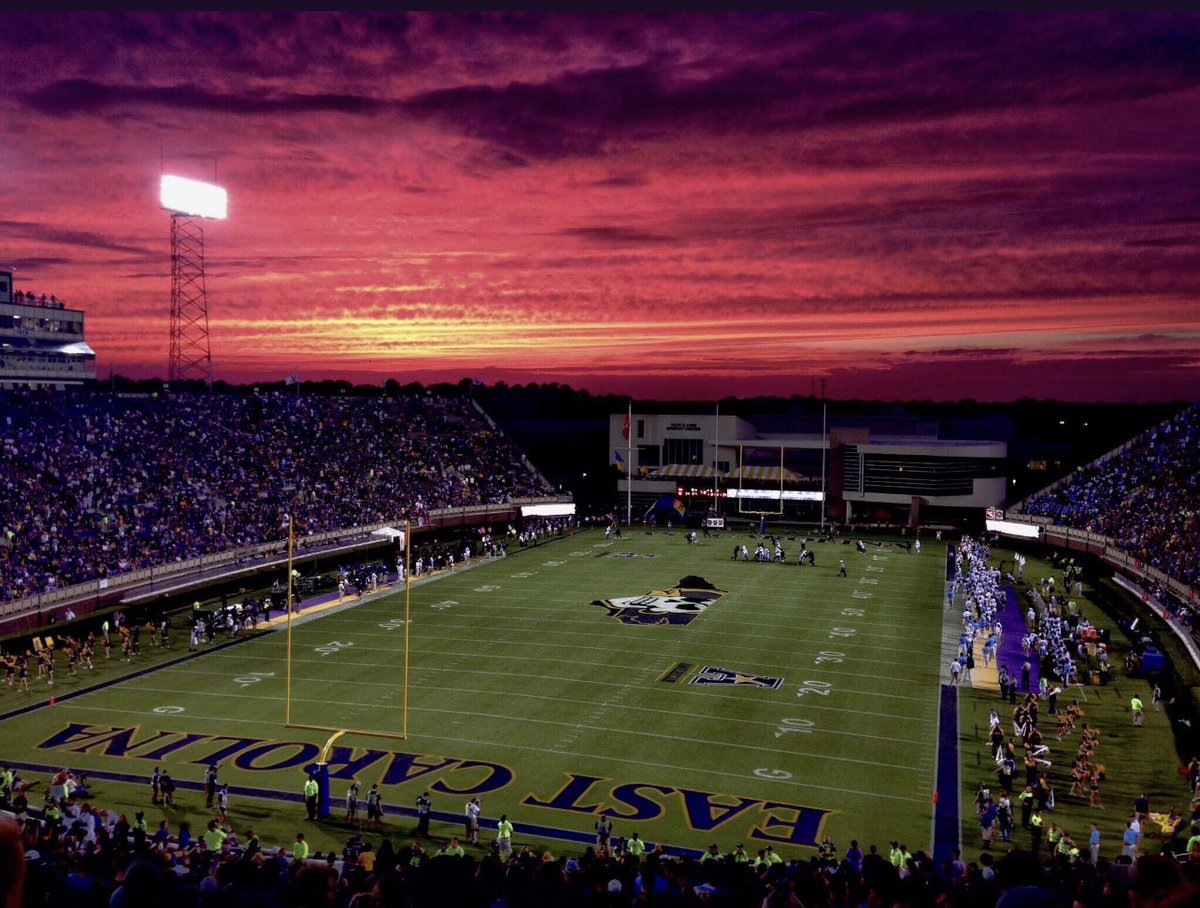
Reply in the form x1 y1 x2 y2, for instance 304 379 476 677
592 576 726 626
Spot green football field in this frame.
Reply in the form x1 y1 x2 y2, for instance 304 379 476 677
3 527 949 856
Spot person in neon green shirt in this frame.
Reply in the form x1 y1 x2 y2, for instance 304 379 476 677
408 842 426 868
626 832 645 857
1030 810 1045 854
1057 834 1079 862
202 819 226 851
1186 829 1200 861
496 814 514 860
292 832 310 861
304 775 319 820
1046 822 1062 855
440 837 465 858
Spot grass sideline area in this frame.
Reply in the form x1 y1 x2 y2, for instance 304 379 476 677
1 529 1188 866
956 546 1193 864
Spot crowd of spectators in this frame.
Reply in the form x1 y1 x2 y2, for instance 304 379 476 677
10 289 66 309
1022 405 1200 590
0 391 553 603
5 784 1200 908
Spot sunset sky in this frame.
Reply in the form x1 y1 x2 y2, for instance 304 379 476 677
3 12 1199 401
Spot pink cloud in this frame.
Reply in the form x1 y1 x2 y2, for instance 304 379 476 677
3 12 1198 401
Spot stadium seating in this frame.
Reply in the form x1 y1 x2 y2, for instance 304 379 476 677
1022 406 1200 590
0 391 552 602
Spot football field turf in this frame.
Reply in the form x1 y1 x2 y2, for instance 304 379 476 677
2 527 949 856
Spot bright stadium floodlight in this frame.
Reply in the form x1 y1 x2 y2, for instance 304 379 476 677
162 172 227 385
160 174 228 220
985 518 1041 540
520 503 577 518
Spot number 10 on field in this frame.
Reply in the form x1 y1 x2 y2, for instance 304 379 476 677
774 717 815 738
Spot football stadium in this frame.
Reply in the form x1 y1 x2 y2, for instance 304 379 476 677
3 359 1199 906
4 11 1200 905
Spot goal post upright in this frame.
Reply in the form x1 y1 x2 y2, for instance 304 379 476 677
778 443 784 505
736 443 784 517
285 514 293 727
402 519 411 739
738 443 744 510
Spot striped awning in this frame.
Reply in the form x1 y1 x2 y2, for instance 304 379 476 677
726 465 802 483
651 463 722 479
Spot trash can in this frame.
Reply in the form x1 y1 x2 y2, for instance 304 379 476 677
1141 646 1165 675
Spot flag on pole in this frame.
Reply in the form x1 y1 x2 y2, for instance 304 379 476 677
284 373 299 386
614 450 627 473
622 410 630 440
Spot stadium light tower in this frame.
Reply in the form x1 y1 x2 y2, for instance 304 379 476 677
161 174 227 385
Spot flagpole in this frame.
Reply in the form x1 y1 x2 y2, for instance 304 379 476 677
713 403 719 504
626 401 633 527
820 391 827 533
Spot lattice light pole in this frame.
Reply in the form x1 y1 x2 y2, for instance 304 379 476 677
169 214 211 383
161 175 227 385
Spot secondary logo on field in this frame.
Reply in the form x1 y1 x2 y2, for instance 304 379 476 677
604 551 659 559
690 666 783 690
592 576 726 626
659 662 694 683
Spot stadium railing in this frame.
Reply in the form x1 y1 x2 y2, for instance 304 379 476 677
1006 516 1199 669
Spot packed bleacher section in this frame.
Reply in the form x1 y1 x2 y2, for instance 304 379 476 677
1021 405 1200 590
0 391 553 603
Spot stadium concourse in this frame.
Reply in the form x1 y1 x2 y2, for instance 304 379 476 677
0 390 553 604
